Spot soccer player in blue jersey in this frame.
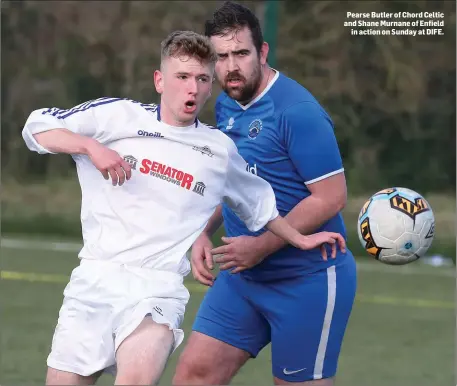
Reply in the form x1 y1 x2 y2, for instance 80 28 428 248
173 2 357 385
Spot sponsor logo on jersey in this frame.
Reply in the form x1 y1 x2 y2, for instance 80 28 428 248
123 155 138 170
193 182 206 196
137 129 164 138
226 117 235 130
139 159 194 189
248 119 262 139
246 162 258 175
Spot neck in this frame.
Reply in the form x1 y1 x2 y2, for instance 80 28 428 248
242 65 274 105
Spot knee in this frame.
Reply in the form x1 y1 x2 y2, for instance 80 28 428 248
173 355 210 385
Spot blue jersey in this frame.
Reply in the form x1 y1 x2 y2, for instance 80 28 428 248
216 71 348 281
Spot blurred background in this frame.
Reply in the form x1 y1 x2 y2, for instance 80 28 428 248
1 1 455 385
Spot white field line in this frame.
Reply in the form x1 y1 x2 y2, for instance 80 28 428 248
0 237 455 278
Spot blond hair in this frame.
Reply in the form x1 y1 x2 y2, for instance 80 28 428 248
160 30 218 66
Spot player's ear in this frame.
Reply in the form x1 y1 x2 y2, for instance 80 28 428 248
259 42 269 66
154 70 164 94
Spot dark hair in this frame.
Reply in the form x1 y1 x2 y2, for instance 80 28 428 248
204 1 264 54
161 30 218 65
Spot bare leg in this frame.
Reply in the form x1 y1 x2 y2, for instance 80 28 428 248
114 318 174 385
173 331 251 385
46 368 102 385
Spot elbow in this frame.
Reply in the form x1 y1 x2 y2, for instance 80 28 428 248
325 187 346 215
337 189 347 211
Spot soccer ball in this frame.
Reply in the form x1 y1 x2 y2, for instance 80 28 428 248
357 187 435 265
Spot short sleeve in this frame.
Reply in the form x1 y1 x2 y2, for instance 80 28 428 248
22 97 129 154
222 139 279 232
281 102 344 185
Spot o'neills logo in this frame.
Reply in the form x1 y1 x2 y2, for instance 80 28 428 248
139 159 193 189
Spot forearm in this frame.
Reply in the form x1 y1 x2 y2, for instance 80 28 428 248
259 195 344 255
33 128 98 155
203 205 224 237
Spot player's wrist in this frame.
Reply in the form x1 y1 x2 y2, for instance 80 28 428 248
197 229 213 243
258 231 287 257
82 137 103 156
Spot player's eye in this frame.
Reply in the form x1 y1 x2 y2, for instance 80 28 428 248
177 75 187 80
197 77 209 83
217 54 227 60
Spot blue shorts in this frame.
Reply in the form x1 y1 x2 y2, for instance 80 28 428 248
192 255 357 382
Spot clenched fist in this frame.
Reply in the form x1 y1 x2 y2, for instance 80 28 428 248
87 141 132 186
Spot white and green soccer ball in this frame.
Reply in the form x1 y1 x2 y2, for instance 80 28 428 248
357 187 435 265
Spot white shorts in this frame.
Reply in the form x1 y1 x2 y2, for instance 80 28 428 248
47 259 190 377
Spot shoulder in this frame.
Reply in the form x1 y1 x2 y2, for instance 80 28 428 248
48 97 158 120
215 92 229 108
98 98 159 123
90 97 159 114
115 98 159 115
198 121 217 131
282 101 331 122
214 92 237 118
272 73 330 118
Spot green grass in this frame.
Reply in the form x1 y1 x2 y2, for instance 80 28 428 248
0 243 454 386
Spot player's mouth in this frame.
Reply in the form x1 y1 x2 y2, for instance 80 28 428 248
226 76 245 88
183 100 197 114
227 80 244 88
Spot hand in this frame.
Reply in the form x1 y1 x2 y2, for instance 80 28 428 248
190 232 215 286
211 235 266 274
87 141 132 186
295 232 347 260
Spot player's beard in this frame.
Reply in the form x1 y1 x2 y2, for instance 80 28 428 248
222 63 262 105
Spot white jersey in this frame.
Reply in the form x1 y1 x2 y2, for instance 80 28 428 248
22 97 279 276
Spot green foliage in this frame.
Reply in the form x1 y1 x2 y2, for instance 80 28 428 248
1 1 455 241
1 0 455 193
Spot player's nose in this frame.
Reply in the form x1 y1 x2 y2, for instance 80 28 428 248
227 56 239 72
187 78 198 94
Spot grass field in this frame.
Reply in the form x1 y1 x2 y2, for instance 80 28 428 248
0 237 455 386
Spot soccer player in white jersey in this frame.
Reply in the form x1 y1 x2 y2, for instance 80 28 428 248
22 31 346 386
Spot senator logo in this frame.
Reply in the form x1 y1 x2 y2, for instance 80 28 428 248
137 130 164 138
192 145 213 157
139 159 193 189
389 195 430 220
360 218 385 259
